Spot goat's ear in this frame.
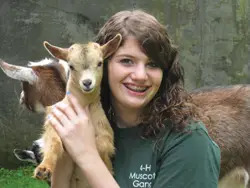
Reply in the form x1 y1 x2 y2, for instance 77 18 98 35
13 149 37 164
101 34 122 59
43 41 69 62
0 59 37 84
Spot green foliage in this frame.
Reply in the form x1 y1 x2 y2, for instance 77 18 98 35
0 166 49 188
236 0 248 23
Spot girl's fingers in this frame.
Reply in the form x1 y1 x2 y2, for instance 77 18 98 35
51 107 72 128
67 94 86 116
55 102 76 121
48 116 65 137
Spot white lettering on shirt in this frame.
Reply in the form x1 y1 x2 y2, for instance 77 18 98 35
129 164 156 188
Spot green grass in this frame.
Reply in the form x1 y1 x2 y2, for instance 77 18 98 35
0 166 49 188
0 165 247 188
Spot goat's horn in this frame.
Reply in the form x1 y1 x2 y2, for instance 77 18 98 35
0 59 38 84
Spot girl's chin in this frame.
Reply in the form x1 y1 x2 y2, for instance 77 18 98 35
122 97 148 109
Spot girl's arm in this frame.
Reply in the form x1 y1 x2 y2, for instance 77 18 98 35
77 150 119 188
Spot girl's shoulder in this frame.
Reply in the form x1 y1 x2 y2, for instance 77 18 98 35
153 122 221 188
160 120 220 156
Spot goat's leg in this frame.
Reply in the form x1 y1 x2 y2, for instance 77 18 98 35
90 106 115 173
246 167 250 188
75 178 91 188
51 152 74 188
96 139 114 174
34 124 64 182
95 125 115 173
74 166 91 188
218 167 249 188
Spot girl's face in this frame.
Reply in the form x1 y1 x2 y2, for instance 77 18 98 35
108 37 163 113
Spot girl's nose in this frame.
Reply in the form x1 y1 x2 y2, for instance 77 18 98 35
131 64 148 81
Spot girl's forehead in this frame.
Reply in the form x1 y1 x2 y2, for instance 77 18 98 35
113 37 148 60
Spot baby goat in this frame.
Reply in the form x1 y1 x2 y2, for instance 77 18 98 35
34 34 122 188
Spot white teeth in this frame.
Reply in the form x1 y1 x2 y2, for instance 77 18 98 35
126 85 148 92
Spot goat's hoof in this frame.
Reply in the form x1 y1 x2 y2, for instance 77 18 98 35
34 165 52 182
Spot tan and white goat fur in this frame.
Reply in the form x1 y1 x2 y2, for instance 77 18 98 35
34 34 122 188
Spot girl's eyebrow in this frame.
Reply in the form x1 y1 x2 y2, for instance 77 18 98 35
114 52 149 62
114 54 136 59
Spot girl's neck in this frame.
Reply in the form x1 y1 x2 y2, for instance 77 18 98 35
112 102 142 128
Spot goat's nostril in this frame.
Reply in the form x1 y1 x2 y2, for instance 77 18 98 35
82 79 92 87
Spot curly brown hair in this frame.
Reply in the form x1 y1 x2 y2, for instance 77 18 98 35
96 10 199 138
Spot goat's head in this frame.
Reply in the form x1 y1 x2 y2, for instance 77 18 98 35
43 34 122 94
13 138 44 165
0 58 68 112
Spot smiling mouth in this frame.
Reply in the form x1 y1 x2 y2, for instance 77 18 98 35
124 84 149 93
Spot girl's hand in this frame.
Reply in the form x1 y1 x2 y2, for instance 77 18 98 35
48 94 98 165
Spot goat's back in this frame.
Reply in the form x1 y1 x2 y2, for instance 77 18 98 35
191 85 250 177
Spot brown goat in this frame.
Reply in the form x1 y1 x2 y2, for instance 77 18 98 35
191 85 250 180
0 58 67 112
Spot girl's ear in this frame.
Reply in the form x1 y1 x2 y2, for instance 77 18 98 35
43 41 69 62
101 34 122 59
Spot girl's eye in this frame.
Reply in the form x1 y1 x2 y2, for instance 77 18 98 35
147 62 159 69
120 58 133 65
69 65 75 71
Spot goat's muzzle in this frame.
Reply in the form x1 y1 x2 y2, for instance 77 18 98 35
82 79 93 92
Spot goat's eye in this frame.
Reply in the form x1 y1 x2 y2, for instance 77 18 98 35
97 61 102 67
69 65 75 71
